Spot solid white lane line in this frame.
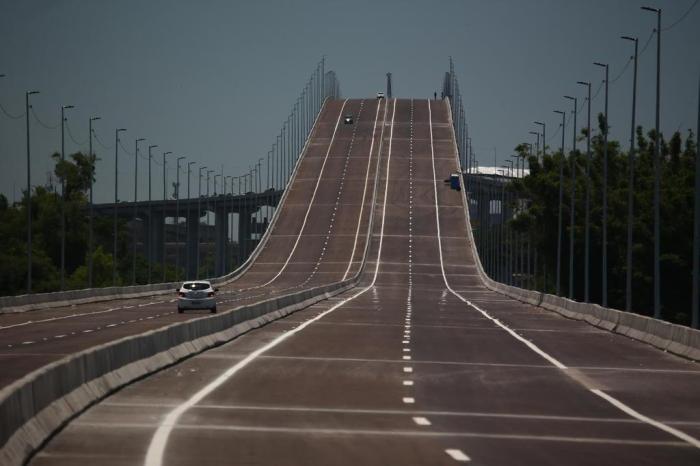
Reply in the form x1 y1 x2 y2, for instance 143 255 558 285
144 99 399 466
342 99 386 281
255 100 349 289
445 449 471 462
426 99 700 450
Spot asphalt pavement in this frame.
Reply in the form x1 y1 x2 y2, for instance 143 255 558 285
26 99 700 465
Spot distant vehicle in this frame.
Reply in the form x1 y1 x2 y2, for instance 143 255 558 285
177 281 218 313
344 114 354 124
377 92 385 99
450 172 461 191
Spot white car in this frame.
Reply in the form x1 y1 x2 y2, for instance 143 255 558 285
377 92 385 99
177 281 218 313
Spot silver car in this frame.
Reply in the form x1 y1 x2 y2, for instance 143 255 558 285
177 281 218 313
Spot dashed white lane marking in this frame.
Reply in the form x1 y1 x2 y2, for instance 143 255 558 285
403 367 413 373
403 397 415 404
82 329 93 333
403 380 414 386
445 449 471 462
144 99 400 466
54 334 66 339
413 416 432 426
425 99 700 450
402 356 412 360
21 341 34 345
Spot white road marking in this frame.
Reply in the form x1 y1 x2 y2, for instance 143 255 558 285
426 99 700 450
413 416 432 426
403 367 413 373
445 449 471 462
54 334 66 339
144 99 399 466
21 341 34 345
402 356 412 360
403 397 415 404
403 380 414 386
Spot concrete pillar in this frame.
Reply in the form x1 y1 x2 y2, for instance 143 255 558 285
185 211 199 280
215 207 228 276
238 208 251 265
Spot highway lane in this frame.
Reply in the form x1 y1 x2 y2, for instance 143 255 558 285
29 99 700 465
0 97 386 390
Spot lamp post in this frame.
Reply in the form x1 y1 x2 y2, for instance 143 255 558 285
642 5 662 319
87 116 100 288
594 61 609 307
577 81 592 302
147 144 158 284
161 151 172 281
132 138 145 285
693 71 700 329
59 104 75 291
196 166 207 279
529 131 540 164
622 35 639 312
175 156 186 281
564 95 577 300
186 161 196 279
206 169 214 277
25 90 40 293
534 121 546 160
554 110 566 297
113 128 127 286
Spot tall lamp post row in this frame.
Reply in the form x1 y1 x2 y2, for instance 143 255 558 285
523 7 672 323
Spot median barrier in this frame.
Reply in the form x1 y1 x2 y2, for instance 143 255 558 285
0 277 357 466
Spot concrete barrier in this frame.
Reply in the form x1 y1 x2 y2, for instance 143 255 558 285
0 277 357 466
445 98 700 363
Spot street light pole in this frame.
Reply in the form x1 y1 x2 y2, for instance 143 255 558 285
132 138 145 285
554 109 566 297
175 156 186 281
197 166 207 278
529 131 540 164
87 116 100 288
577 81 592 303
113 128 126 286
564 95 577 300
186 161 196 279
59 104 74 291
622 35 639 312
25 90 39 293
161 151 172 282
534 121 546 160
642 6 662 319
147 144 158 284
594 61 610 307
693 70 700 329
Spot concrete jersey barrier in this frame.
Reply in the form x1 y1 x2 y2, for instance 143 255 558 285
444 98 700 362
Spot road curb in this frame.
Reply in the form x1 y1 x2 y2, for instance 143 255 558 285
0 278 356 466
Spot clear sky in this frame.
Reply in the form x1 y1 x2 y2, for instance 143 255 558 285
1 0 699 204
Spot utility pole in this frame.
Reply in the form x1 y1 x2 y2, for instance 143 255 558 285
564 95 577 300
693 69 700 329
175 156 186 281
186 161 196 279
197 166 207 279
534 121 546 160
386 72 392 99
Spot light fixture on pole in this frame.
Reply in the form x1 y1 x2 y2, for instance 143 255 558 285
132 138 146 285
594 61 610 307
147 144 158 284
25 90 40 293
577 80 592 303
553 109 566 297
113 128 127 286
161 151 172 282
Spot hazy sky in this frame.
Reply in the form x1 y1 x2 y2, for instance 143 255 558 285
1 0 699 204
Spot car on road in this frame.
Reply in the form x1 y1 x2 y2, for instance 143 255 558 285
177 281 218 313
376 92 385 99
343 113 354 124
